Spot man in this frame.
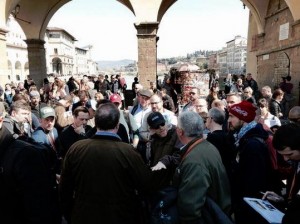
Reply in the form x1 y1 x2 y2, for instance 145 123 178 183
139 93 177 142
261 85 272 103
132 83 143 106
109 74 119 94
59 106 92 158
130 89 152 129
59 103 153 224
110 93 139 147
206 107 235 178
32 106 59 152
269 123 300 224
94 74 110 97
29 90 46 119
193 98 208 123
0 103 61 224
147 111 181 169
243 73 259 99
71 90 91 112
280 75 294 118
138 93 175 163
175 111 231 223
228 101 273 224
288 106 300 124
226 92 243 108
223 92 243 132
182 87 200 112
3 100 32 139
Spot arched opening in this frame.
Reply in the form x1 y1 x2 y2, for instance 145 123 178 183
52 57 62 74
7 60 12 80
15 61 22 81
24 62 29 76
274 52 290 87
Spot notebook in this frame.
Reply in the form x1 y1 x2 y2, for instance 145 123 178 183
243 197 284 224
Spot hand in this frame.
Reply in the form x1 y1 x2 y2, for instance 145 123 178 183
261 191 284 202
151 162 166 171
74 125 85 135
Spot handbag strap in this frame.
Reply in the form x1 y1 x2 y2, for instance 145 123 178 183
181 138 203 161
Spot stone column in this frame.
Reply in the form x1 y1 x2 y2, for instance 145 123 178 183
0 27 9 85
25 39 47 88
135 22 159 88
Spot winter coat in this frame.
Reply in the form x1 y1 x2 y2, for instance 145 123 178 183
59 134 154 224
232 123 273 224
0 126 61 224
174 138 231 223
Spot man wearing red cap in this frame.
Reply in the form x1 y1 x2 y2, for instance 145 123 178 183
110 93 139 147
228 101 273 224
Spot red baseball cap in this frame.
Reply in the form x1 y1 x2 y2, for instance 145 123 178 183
109 94 122 104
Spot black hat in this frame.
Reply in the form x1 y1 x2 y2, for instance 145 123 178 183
147 112 165 129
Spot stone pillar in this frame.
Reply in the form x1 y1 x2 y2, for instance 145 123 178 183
25 39 47 88
0 27 9 85
135 22 159 88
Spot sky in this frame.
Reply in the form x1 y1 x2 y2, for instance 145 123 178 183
48 0 250 61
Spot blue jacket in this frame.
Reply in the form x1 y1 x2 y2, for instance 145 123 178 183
32 126 59 149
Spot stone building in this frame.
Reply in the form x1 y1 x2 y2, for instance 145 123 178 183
226 35 247 75
5 16 97 83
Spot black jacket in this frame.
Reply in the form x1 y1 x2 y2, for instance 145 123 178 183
0 126 60 224
232 123 273 224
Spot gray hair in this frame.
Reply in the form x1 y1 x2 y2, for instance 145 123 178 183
208 108 225 125
178 111 204 137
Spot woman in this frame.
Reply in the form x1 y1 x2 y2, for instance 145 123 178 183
256 98 281 129
243 86 256 105
206 86 218 110
269 89 284 119
49 79 68 101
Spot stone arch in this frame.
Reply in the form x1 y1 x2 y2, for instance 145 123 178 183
274 52 290 87
52 57 62 74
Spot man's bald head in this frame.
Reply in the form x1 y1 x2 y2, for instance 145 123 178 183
289 106 300 123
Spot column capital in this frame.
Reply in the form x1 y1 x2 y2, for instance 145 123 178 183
0 27 8 41
25 38 46 45
134 22 159 36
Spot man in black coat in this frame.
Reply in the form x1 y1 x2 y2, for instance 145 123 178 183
59 103 154 224
228 101 273 224
0 106 61 224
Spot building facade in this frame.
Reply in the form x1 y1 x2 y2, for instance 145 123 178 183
5 16 97 83
226 35 247 75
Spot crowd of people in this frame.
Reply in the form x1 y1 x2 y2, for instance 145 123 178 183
0 71 299 224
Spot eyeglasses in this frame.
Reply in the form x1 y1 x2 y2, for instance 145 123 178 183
195 105 205 107
244 91 249 94
150 122 165 130
189 92 196 95
150 101 161 105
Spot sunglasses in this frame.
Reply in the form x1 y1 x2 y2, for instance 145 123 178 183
150 122 165 130
189 92 196 95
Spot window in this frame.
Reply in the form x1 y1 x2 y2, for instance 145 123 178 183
54 48 58 54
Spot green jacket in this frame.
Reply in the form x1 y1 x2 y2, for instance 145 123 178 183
176 138 231 223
